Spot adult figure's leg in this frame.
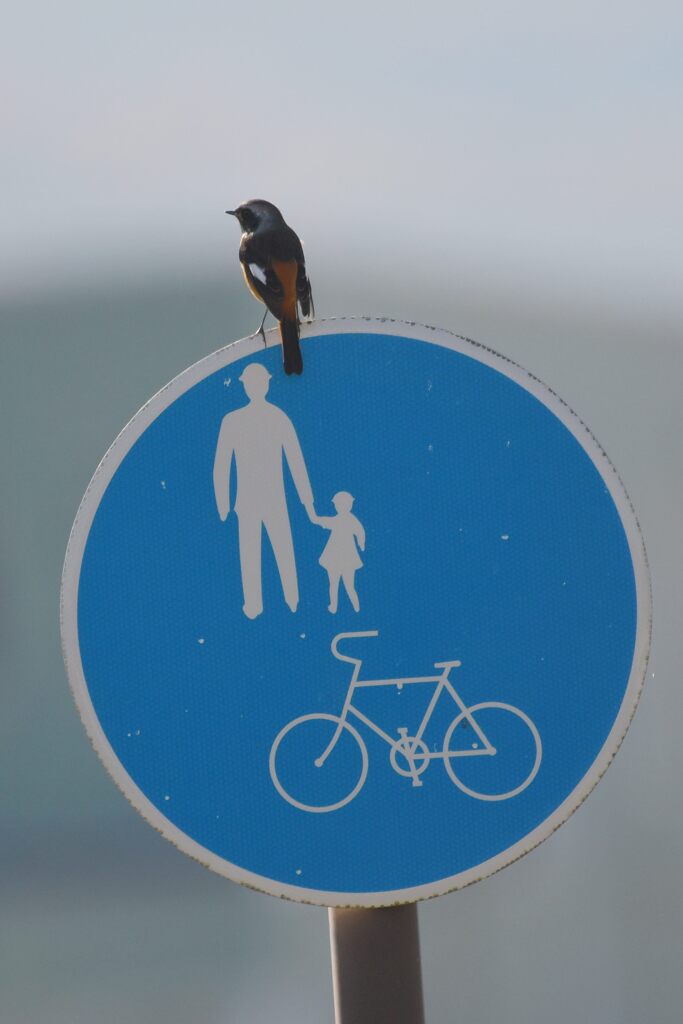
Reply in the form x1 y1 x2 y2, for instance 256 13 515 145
264 503 299 612
237 512 263 618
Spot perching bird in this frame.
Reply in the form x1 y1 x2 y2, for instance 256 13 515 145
226 200 314 375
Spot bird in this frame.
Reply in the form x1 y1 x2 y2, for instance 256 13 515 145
226 200 314 375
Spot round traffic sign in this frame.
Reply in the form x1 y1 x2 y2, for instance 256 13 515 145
61 319 650 906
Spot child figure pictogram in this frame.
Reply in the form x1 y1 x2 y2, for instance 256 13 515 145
314 492 366 613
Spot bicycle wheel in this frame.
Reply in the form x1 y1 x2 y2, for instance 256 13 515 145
269 713 368 813
443 702 542 801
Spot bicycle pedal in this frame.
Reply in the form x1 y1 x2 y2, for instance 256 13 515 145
411 780 423 788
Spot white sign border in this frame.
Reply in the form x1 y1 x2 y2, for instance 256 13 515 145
60 317 652 908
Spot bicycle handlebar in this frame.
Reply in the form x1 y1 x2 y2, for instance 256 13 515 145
331 630 380 665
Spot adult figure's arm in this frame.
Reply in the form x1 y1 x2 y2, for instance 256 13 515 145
281 416 315 519
213 415 235 521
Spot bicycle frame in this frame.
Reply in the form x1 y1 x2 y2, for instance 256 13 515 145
270 630 542 811
316 632 495 773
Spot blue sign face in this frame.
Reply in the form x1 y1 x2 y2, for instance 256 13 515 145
62 321 650 906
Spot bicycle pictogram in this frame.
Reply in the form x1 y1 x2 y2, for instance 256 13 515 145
269 631 542 813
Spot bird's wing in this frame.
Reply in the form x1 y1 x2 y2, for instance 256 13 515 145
239 234 286 318
241 229 307 322
240 260 284 317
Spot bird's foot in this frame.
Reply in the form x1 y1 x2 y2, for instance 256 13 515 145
253 309 269 347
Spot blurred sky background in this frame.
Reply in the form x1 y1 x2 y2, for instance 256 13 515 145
2 2 682 1022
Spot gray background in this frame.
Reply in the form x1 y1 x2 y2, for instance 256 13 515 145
2 3 682 1022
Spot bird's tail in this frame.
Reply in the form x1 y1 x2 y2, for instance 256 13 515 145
280 318 303 375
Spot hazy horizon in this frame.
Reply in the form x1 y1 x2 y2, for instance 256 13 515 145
3 1 682 325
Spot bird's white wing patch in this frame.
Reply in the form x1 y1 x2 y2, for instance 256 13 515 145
248 263 268 286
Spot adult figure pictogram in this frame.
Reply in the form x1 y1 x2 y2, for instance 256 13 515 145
213 362 316 618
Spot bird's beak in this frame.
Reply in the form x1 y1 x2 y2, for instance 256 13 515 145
225 209 237 216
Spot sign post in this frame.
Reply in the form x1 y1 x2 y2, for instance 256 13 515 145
62 318 650 1012
330 904 424 1024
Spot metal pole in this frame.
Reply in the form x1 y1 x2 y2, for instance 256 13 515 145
329 904 425 1024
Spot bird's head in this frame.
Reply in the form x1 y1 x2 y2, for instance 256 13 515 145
225 199 284 232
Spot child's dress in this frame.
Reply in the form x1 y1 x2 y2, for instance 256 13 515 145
318 514 364 574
